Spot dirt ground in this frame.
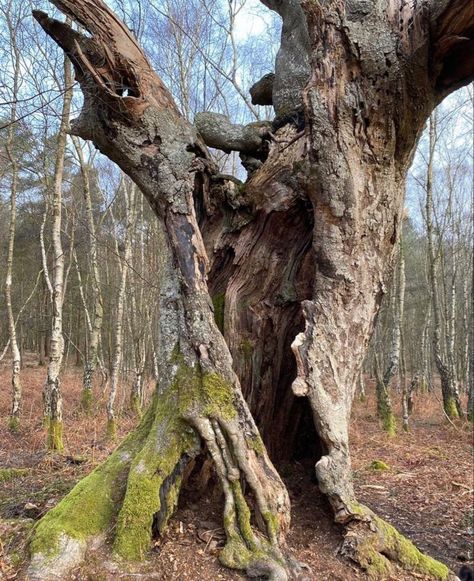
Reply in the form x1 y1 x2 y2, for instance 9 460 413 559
0 363 472 581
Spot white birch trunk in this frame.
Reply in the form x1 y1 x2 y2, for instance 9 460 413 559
43 50 73 451
4 16 21 431
106 181 136 438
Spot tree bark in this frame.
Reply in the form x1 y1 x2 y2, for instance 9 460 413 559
4 12 22 432
72 136 105 413
30 0 473 579
425 115 463 419
43 48 73 451
107 180 136 438
30 4 300 579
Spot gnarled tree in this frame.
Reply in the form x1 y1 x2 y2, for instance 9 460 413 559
29 0 473 579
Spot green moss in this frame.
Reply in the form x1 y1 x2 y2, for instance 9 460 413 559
30 404 156 560
80 389 93 414
377 386 397 437
106 419 117 441
352 506 450 580
262 511 279 543
212 293 225 333
219 537 254 569
47 419 64 452
202 373 236 420
30 446 132 558
0 468 28 483
444 397 459 419
113 384 198 561
130 394 143 418
230 481 256 549
8 417 20 433
246 434 265 456
369 460 390 471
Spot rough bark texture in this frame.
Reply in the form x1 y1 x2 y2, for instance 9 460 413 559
30 0 473 579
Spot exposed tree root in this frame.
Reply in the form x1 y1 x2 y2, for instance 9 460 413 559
340 505 456 580
28 355 303 580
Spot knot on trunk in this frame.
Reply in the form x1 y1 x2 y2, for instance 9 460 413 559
250 73 275 106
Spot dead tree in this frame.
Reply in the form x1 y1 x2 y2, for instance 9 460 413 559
29 0 473 580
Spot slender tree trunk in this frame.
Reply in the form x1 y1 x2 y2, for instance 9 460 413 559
43 49 73 451
72 137 104 413
4 20 21 431
107 181 136 438
376 246 404 436
468 265 474 421
425 115 462 419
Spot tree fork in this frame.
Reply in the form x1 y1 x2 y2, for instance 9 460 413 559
30 2 300 578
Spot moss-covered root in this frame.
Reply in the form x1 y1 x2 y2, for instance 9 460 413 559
28 400 159 580
113 420 197 560
47 419 64 452
341 506 453 580
0 467 29 483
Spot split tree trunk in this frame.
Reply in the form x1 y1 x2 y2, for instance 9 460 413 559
30 0 473 579
30 4 299 579
42 49 73 451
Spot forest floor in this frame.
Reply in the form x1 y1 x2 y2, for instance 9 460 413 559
0 362 472 581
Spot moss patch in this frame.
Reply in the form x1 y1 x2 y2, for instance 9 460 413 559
8 417 20 433
113 382 198 561
47 419 64 452
246 434 265 456
80 389 93 414
0 468 29 483
106 419 117 441
352 507 450 580
212 293 225 333
29 405 156 560
444 397 459 419
369 460 390 471
202 373 236 420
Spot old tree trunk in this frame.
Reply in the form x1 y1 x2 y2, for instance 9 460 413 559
30 0 472 579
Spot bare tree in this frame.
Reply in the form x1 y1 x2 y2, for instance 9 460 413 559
107 179 136 438
42 46 73 451
2 0 23 431
425 114 463 419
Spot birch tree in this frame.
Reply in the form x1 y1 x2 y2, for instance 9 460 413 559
2 1 23 431
42 47 73 451
106 179 136 438
425 114 463 419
